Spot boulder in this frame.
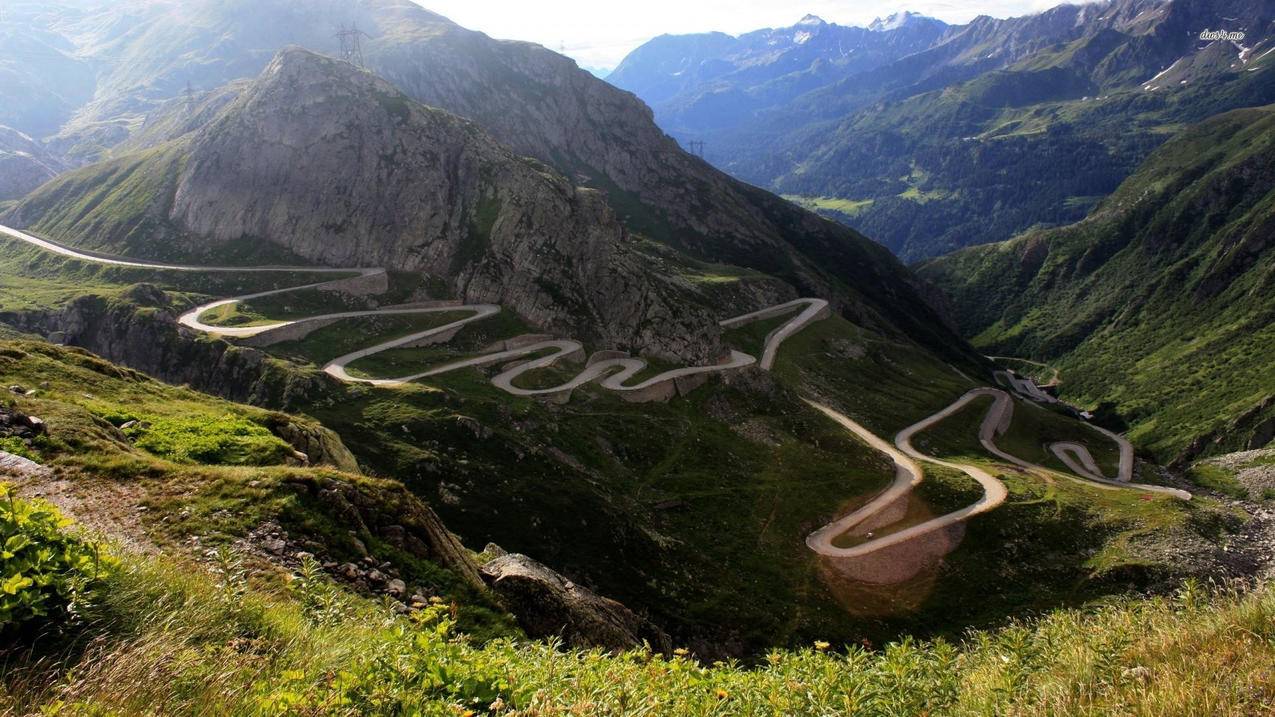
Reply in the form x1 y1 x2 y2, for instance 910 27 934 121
480 553 670 653
386 578 407 598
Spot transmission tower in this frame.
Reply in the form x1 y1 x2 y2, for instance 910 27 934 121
185 80 195 112
687 140 706 158
335 23 369 69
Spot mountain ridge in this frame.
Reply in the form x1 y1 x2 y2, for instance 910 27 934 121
5 48 745 362
0 0 984 368
609 0 1275 260
918 104 1275 461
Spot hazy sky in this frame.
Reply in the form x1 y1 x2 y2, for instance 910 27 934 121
418 0 1100 69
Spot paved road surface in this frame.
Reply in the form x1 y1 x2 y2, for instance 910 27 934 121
1 225 828 400
806 387 1190 558
4 225 1191 560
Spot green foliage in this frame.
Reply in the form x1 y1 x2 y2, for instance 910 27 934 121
254 602 510 716
8 551 1275 716
0 436 39 461
922 106 1275 462
0 484 113 632
122 414 293 466
1187 464 1250 500
782 194 875 217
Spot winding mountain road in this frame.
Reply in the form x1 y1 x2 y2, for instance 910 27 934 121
0 225 828 401
3 224 1192 560
805 386 1190 558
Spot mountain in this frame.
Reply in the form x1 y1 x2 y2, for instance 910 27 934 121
0 126 67 201
919 105 1275 462
0 0 976 365
6 48 746 362
608 13 949 134
0 0 1259 665
0 1 97 140
610 0 1275 260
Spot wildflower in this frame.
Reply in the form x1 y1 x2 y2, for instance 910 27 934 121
673 647 690 657
814 641 831 651
715 689 729 700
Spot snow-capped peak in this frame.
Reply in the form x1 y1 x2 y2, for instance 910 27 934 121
797 14 826 27
868 11 921 32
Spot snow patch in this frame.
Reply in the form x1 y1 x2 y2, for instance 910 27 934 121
1144 58 1182 86
794 31 812 45
869 12 915 32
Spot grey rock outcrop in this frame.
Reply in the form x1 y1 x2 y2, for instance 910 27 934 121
481 552 671 653
165 49 726 362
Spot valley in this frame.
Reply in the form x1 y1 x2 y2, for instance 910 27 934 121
0 0 1271 713
0 214 1236 656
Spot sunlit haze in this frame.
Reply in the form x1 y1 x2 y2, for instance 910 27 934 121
417 0 1102 70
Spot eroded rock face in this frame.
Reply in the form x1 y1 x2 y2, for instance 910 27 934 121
0 126 65 201
481 552 671 653
168 48 723 362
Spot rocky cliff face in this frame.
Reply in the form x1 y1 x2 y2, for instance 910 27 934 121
0 126 65 201
10 49 746 362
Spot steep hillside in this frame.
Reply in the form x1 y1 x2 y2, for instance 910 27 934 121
0 126 66 201
4 49 744 363
612 0 1275 259
919 106 1275 462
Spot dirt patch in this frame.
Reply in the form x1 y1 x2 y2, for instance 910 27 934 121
5 466 157 555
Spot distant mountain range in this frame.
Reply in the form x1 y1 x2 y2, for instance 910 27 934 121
609 0 1275 259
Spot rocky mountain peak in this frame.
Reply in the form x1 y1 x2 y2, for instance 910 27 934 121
868 11 931 32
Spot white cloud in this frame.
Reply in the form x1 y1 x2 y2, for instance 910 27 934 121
416 0 1104 69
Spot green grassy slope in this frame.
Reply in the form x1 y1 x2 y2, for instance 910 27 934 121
2 419 1267 715
7 534 1274 716
0 227 1237 654
0 340 510 636
920 106 1275 463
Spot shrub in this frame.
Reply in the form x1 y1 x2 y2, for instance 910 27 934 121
0 436 38 461
0 484 113 632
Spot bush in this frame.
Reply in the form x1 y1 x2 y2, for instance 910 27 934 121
0 484 113 632
0 436 38 461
